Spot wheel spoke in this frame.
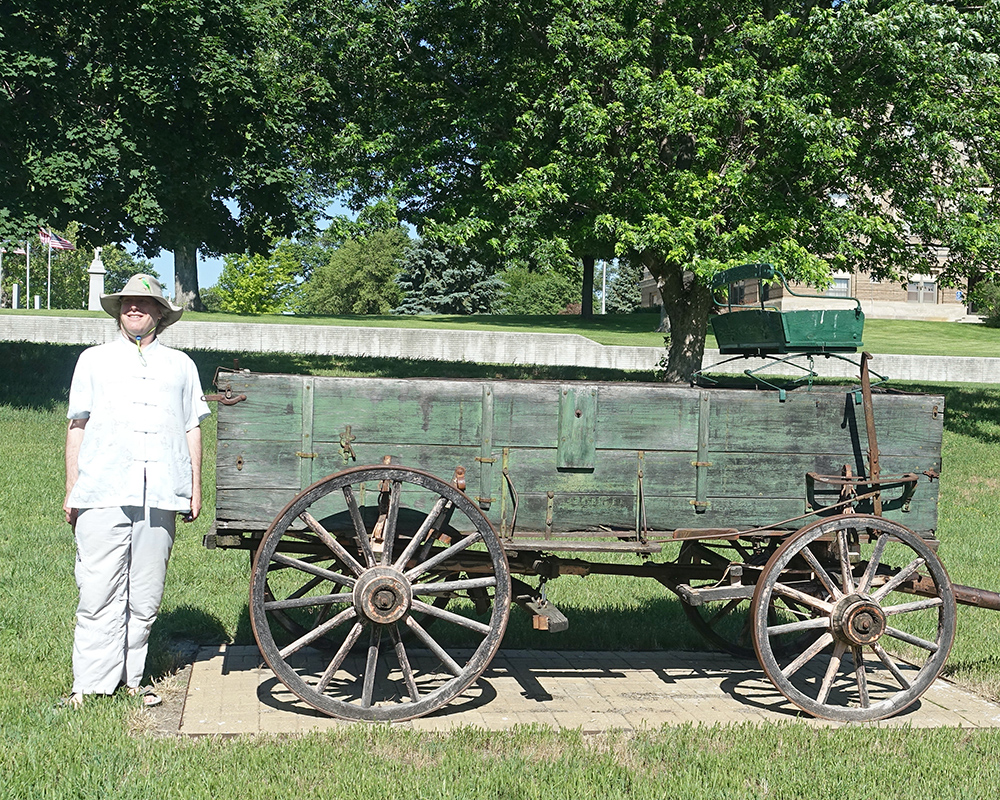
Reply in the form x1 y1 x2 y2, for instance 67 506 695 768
857 533 889 594
871 642 912 690
884 597 944 615
404 616 464 676
300 512 365 576
767 616 830 637
270 552 356 589
265 591 353 612
816 640 847 705
410 599 493 635
316 621 365 692
412 576 497 595
781 632 834 679
342 485 377 568
771 582 834 614
798 546 843 601
380 480 403 566
361 625 382 708
884 626 940 653
704 598 743 628
279 606 358 659
406 530 484 581
872 557 926 601
837 527 855 595
389 624 420 703
853 647 870 708
392 497 449 570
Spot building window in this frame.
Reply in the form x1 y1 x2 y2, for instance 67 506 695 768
907 281 938 304
825 277 851 298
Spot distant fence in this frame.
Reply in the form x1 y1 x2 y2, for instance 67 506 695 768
1 314 997 384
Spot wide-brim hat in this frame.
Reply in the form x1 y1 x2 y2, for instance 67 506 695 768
101 274 183 329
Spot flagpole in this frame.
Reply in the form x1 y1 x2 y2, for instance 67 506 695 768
47 239 52 309
0 248 5 309
25 241 30 307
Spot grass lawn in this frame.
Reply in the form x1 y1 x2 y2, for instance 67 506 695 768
2 341 1000 798
4 307 1000 356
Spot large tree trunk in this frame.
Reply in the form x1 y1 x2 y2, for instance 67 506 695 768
581 255 595 318
174 242 205 311
645 254 712 383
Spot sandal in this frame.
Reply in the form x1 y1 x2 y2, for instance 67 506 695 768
126 686 162 707
57 692 85 709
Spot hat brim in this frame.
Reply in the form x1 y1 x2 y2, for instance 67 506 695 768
101 293 184 329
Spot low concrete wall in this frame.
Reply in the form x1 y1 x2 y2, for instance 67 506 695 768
1 314 997 383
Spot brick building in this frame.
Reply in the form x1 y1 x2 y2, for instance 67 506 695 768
639 265 974 321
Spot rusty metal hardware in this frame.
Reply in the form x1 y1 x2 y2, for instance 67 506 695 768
203 387 247 405
860 352 882 515
235 455 244 471
205 366 248 405
339 425 357 463
452 466 466 491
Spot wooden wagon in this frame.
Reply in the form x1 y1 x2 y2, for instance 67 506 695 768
204 353 1000 723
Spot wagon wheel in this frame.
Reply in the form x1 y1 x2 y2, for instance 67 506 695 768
751 514 956 722
250 465 511 722
678 540 822 659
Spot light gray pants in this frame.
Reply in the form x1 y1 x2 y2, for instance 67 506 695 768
72 505 176 695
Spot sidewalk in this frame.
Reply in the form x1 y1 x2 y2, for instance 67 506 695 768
176 646 1000 735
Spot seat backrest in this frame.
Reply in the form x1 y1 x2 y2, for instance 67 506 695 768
711 263 778 291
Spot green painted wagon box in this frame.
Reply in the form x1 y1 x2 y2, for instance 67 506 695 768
213 372 943 539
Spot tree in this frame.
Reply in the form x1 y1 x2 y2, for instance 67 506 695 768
605 260 644 315
395 240 503 314
0 1 329 310
214 250 300 315
301 227 411 315
307 0 1000 379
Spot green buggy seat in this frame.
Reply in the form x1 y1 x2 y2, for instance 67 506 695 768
710 263 864 355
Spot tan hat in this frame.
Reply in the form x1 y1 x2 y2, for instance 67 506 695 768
101 274 183 329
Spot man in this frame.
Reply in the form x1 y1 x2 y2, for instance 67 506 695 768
63 274 210 708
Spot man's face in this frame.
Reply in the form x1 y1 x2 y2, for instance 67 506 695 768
119 296 163 339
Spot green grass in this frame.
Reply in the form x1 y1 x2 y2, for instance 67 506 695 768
5 307 1000 355
4 341 1000 798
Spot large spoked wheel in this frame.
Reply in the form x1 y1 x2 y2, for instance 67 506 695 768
751 515 956 722
678 540 821 659
250 465 511 722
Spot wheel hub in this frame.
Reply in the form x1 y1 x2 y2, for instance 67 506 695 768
353 567 412 624
831 593 886 646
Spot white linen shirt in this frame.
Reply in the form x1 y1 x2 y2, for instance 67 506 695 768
67 336 211 511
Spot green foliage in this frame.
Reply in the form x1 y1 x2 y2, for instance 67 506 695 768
395 240 503 314
0 0 330 304
214 252 300 315
307 0 1000 377
970 281 1000 327
497 265 581 315
301 227 411 314
605 260 644 314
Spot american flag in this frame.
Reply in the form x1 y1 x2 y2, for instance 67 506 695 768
1 246 28 255
39 228 76 250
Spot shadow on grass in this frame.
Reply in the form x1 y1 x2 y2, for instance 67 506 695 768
0 341 657 411
147 604 231 680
